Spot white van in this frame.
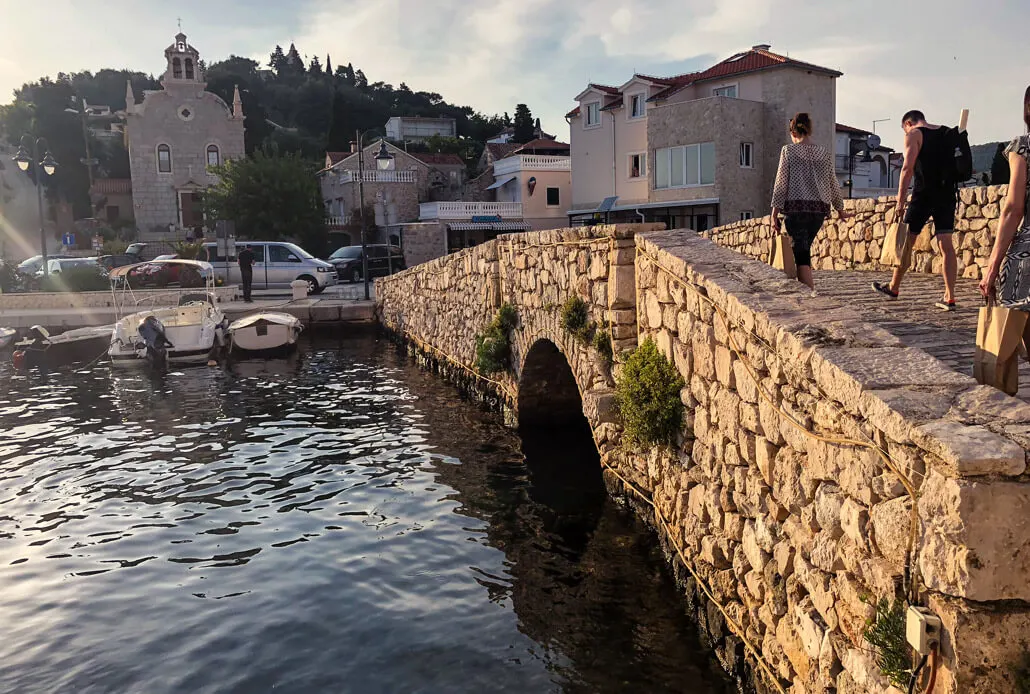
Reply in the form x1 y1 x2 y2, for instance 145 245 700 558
202 241 337 294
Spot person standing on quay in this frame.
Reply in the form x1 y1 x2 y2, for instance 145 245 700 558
873 110 959 309
238 244 255 303
980 87 1030 308
770 112 850 289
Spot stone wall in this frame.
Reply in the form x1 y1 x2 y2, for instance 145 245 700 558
377 223 1030 693
704 185 1008 279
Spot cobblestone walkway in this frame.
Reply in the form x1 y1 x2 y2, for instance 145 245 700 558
813 269 1030 401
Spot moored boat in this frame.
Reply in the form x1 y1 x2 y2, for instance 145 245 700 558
228 312 303 356
109 301 227 368
0 327 15 351
12 325 114 369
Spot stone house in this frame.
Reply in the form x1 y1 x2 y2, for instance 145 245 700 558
566 45 841 229
410 152 467 201
384 116 457 143
125 32 245 240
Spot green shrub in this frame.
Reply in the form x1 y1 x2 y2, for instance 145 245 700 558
474 304 519 374
863 598 910 689
561 296 592 340
615 338 685 447
40 265 110 292
593 327 614 366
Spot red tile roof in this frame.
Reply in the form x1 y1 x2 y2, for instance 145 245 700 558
411 152 465 167
513 139 570 154
565 106 580 118
590 83 621 95
836 123 874 136
91 178 132 194
486 143 518 160
326 152 350 165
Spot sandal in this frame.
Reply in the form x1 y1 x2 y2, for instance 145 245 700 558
935 299 957 311
872 281 899 300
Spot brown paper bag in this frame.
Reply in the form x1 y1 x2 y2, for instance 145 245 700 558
770 234 797 279
974 298 1029 395
880 222 909 267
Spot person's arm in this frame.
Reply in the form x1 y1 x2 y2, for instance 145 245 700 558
981 146 1028 296
895 130 921 218
771 146 789 231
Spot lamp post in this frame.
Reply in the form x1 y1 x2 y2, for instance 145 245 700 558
13 135 59 276
872 118 890 134
354 130 394 300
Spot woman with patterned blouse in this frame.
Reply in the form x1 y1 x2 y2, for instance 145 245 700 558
771 113 851 289
980 87 1030 309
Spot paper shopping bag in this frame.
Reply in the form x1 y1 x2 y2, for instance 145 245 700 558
769 234 797 279
912 225 934 253
880 222 909 267
974 299 1029 395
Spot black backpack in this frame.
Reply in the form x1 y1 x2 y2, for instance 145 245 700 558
944 126 973 184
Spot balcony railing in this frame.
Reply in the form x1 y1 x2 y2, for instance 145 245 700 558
326 216 348 228
330 169 416 185
493 155 571 176
420 201 523 220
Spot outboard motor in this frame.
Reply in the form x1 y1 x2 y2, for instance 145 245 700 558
138 316 174 370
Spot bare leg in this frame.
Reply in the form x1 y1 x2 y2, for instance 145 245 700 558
938 234 957 302
889 233 916 294
797 265 814 290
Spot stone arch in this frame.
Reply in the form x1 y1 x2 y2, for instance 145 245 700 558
517 339 588 430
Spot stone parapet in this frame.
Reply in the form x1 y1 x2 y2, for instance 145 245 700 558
704 185 1008 280
0 286 238 310
637 229 1030 693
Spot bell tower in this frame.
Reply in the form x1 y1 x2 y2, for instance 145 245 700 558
163 32 203 85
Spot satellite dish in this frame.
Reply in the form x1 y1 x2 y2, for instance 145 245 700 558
866 134 882 151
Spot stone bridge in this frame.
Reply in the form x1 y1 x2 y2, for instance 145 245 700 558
376 205 1030 694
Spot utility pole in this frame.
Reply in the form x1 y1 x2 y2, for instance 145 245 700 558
356 129 370 300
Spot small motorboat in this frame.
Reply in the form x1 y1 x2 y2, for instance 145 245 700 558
228 312 303 356
12 325 114 369
109 295 227 368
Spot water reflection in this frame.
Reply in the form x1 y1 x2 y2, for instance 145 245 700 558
0 331 730 693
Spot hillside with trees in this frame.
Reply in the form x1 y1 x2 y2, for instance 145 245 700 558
0 41 541 220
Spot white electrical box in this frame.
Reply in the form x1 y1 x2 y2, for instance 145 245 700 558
907 605 942 656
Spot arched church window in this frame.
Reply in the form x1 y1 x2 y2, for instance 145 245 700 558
157 144 172 173
173 58 183 79
207 145 220 168
185 59 194 80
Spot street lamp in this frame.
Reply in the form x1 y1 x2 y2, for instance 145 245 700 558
354 130 395 300
13 135 59 276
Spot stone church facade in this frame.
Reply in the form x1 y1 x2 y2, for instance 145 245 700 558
126 33 245 240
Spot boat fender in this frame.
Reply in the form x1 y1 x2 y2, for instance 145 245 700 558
12 350 26 370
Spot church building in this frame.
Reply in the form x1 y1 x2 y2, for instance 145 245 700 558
126 32 245 239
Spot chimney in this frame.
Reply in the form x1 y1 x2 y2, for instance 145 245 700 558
350 142 358 153
752 43 771 51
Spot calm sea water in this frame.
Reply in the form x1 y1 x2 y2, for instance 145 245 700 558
0 331 732 694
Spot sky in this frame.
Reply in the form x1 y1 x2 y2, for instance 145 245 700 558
2 0 1028 152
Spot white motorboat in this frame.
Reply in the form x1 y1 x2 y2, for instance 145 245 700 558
228 312 303 355
109 302 227 367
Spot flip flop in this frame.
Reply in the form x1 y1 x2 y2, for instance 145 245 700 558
871 281 899 300
935 300 957 311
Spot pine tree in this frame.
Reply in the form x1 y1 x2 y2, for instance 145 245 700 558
269 45 287 74
534 117 542 137
354 69 367 88
990 142 1010 186
325 55 333 77
309 56 322 75
512 104 535 143
326 90 351 152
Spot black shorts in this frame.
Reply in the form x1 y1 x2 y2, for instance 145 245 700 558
784 213 825 267
906 191 956 234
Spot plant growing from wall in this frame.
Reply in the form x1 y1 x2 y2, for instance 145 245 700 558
615 338 685 448
863 598 910 689
475 303 518 375
560 296 593 341
592 325 613 366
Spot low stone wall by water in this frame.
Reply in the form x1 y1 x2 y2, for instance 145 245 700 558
377 223 1030 693
0 286 239 310
704 185 1007 279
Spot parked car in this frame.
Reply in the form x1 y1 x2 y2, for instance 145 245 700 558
98 254 140 270
201 241 337 294
327 245 405 283
36 257 103 277
125 242 149 260
16 254 72 278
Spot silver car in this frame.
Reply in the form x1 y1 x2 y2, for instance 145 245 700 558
202 241 337 294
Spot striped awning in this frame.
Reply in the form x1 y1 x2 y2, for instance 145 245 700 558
448 221 532 232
